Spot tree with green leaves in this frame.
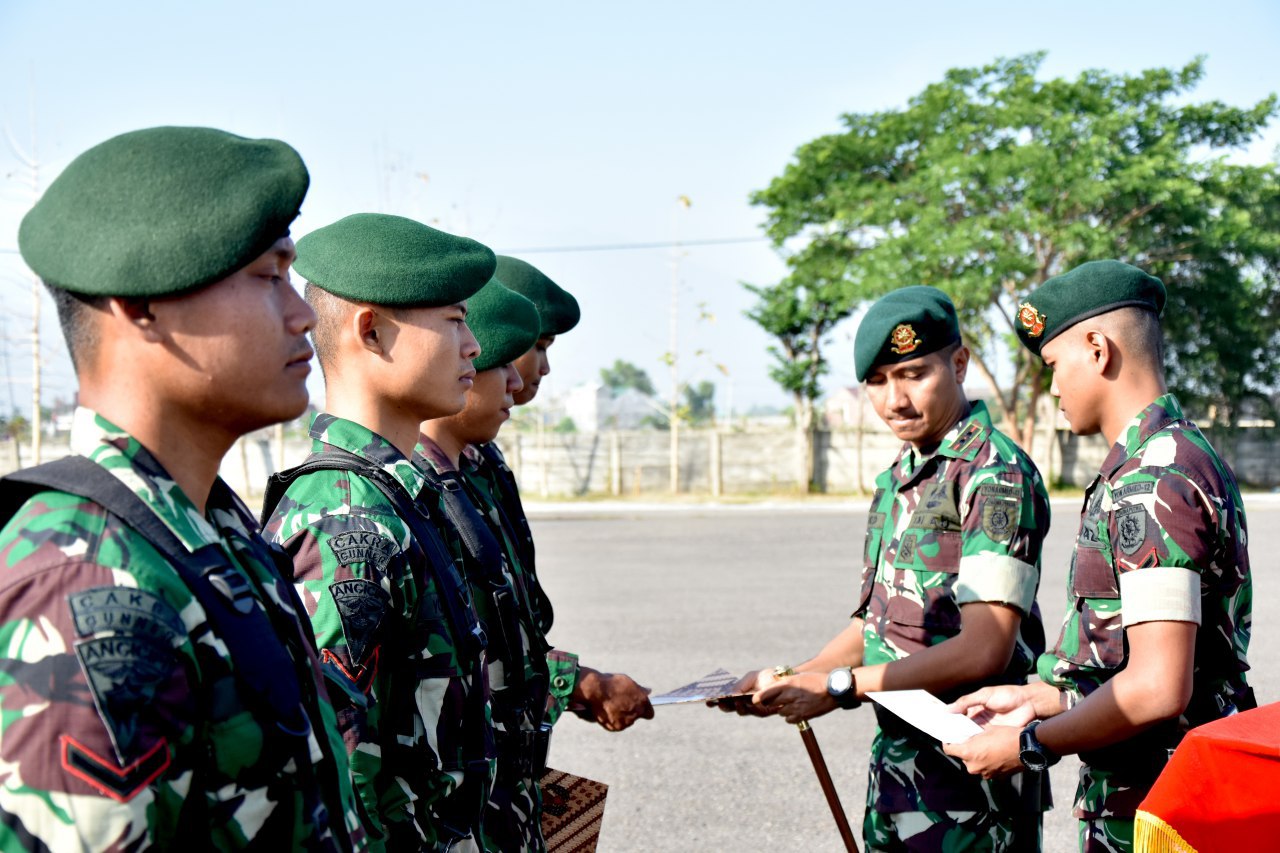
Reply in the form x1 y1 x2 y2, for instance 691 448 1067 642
683 380 716 426
600 359 657 397
749 53 1280 452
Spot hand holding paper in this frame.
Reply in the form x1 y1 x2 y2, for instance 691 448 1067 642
867 689 983 744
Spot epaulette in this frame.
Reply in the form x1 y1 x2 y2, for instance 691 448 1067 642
946 421 986 460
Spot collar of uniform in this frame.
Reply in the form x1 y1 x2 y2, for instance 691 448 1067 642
69 406 225 552
891 400 982 484
308 412 426 498
412 433 456 474
1099 393 1185 479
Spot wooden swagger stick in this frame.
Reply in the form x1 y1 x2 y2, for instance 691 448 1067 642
775 666 859 852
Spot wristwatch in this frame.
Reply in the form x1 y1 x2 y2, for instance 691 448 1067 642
826 667 861 710
1018 721 1060 771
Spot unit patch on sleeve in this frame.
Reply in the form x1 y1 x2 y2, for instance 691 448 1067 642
1115 504 1148 556
67 586 185 644
330 578 392 666
328 530 398 571
74 634 180 765
981 498 1019 542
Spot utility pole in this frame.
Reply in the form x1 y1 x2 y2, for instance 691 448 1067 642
668 195 691 494
5 92 42 465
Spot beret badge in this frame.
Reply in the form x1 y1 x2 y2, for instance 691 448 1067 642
889 323 921 355
1018 303 1046 338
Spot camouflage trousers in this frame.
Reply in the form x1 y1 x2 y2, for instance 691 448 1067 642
864 808 1041 852
480 772 544 853
1078 817 1134 853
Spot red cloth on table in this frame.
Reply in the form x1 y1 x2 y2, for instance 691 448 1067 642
1135 702 1280 852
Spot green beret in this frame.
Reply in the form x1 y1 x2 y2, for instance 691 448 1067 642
494 255 580 335
854 286 961 382
1016 260 1166 356
296 213 494 307
469 278 541 372
18 126 308 297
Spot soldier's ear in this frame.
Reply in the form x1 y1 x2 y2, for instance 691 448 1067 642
109 297 163 342
352 306 386 355
1083 329 1113 375
951 344 970 384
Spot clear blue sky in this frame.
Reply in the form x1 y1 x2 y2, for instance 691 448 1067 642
2 0 1278 416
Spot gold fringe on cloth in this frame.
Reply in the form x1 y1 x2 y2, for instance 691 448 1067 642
1134 809 1198 853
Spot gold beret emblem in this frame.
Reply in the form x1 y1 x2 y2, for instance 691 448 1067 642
1018 303 1046 338
889 323 921 355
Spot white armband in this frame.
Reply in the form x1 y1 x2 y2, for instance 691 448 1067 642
1119 567 1201 627
956 553 1038 614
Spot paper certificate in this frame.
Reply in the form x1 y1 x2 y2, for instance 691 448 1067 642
651 668 749 706
866 689 983 743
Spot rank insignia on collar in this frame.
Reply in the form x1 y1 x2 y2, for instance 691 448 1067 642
1018 303 1046 338
889 323 921 355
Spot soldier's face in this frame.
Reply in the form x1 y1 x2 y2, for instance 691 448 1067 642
149 237 315 434
1041 330 1103 435
511 335 554 405
865 346 969 447
381 302 481 420
447 363 524 445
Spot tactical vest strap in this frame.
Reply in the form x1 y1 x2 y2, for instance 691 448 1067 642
2 457 345 851
262 450 487 660
262 448 492 841
476 443 556 637
4 457 309 729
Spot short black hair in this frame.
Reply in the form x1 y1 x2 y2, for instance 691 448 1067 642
45 282 106 374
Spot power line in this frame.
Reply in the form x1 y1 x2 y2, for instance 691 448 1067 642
500 235 768 254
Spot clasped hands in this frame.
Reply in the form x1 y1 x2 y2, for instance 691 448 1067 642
714 671 1040 780
711 668 837 724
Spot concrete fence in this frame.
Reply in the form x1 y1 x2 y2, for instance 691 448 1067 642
5 423 1277 499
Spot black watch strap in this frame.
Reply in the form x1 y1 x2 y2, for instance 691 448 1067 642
1019 721 1060 771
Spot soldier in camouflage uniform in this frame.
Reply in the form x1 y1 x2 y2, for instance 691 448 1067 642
733 287 1051 852
261 213 497 851
478 255 653 737
417 260 654 852
0 127 367 850
946 261 1253 853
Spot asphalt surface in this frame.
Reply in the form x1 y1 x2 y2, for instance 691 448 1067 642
529 499 1278 852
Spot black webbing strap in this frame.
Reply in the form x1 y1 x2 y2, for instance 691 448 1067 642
425 468 553 727
261 450 487 660
2 456 345 851
475 443 555 637
261 448 492 844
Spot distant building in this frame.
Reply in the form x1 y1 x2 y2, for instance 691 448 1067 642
564 382 659 432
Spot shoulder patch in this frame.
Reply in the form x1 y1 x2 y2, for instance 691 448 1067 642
1115 504 1148 556
329 530 397 571
74 634 181 765
67 587 184 643
977 483 1022 499
981 498 1018 542
330 578 391 666
1112 481 1155 501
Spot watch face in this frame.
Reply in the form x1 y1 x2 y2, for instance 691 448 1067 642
828 668 853 694
1019 747 1047 771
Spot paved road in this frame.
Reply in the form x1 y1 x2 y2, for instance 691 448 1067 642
529 500 1277 852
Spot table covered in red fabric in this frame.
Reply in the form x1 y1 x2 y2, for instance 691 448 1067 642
1135 702 1280 852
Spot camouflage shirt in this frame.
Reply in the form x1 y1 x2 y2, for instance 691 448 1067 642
416 438 557 853
0 408 365 851
855 401 1050 814
1038 394 1252 820
263 414 494 851
469 442 579 723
